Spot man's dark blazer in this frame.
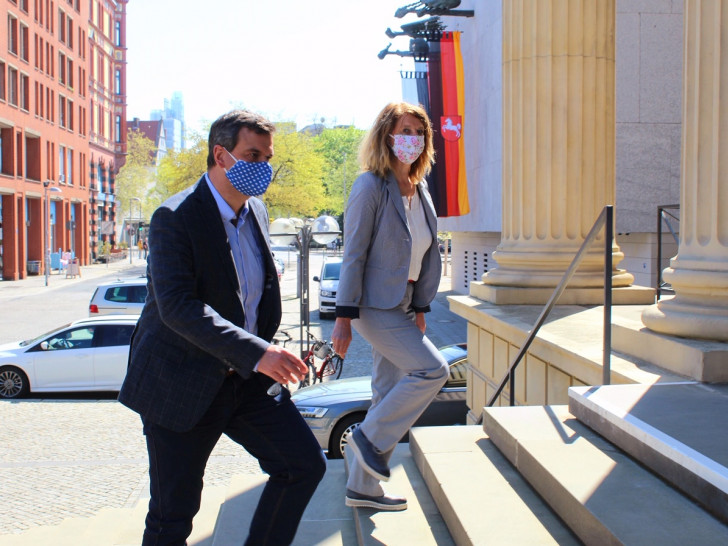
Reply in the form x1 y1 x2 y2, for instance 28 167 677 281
118 175 281 432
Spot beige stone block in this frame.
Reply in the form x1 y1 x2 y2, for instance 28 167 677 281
471 283 655 305
493 336 509 384
466 369 474 410
471 368 488 416
547 366 572 404
526 354 547 405
515 351 527 403
478 327 494 377
467 321 479 360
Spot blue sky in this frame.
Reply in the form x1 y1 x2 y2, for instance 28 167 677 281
125 0 418 135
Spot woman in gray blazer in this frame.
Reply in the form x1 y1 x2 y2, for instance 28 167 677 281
332 102 449 511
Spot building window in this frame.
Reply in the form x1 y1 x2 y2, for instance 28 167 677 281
114 69 120 95
67 17 73 49
20 73 29 111
8 67 18 106
67 147 73 185
67 99 73 131
114 20 120 46
8 15 18 56
25 134 41 181
58 9 66 44
20 24 30 62
0 61 5 101
58 52 66 85
0 127 15 176
59 95 66 127
59 144 65 182
115 115 121 142
67 59 73 89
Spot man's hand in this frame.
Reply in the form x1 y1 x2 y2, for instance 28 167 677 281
257 344 308 384
332 317 352 358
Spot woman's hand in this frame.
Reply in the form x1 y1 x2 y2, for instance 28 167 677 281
332 317 353 358
415 312 426 334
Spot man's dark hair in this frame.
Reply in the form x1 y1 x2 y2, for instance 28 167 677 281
207 110 276 168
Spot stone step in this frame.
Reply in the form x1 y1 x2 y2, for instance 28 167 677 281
409 425 579 545
344 444 454 545
569 382 728 524
484 405 728 545
211 460 356 545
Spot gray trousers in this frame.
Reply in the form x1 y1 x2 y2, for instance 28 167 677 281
346 283 449 496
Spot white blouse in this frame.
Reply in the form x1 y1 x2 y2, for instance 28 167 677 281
403 189 432 282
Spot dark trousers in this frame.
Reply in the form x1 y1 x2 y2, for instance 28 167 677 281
141 374 326 546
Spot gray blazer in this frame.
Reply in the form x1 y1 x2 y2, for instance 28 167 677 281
118 177 281 432
336 171 441 318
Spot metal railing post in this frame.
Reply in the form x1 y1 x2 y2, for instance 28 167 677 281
603 206 613 385
481 206 613 417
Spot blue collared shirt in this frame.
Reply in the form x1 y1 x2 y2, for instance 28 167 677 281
205 174 265 335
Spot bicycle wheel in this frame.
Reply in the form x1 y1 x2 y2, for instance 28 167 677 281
300 362 317 388
320 355 344 382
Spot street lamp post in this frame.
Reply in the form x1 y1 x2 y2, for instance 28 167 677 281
43 181 62 287
129 197 141 264
270 215 340 357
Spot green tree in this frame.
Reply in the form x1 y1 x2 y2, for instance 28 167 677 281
115 130 157 222
314 126 365 214
150 130 208 210
264 128 328 218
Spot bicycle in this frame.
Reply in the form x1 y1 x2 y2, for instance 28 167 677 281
300 331 344 388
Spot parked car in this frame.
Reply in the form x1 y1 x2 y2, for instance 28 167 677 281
89 277 148 315
313 257 342 319
0 315 139 399
291 343 468 458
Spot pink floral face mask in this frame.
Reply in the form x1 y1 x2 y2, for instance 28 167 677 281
390 134 425 165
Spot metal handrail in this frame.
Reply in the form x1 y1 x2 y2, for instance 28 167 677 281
479 206 614 418
656 204 680 300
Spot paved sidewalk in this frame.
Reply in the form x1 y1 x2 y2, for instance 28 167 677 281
0 257 466 537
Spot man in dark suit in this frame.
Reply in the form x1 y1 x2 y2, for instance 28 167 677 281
119 110 326 545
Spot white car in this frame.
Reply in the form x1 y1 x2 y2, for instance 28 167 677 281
89 277 148 315
0 315 139 399
313 257 342 319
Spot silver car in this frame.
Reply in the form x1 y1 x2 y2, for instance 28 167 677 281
0 315 139 399
89 277 148 316
291 344 468 458
313 257 342 319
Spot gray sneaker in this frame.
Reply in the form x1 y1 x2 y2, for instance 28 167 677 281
345 489 407 511
348 428 390 481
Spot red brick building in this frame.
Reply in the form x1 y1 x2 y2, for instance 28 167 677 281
0 0 128 280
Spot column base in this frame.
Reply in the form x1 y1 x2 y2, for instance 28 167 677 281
482 266 635 289
471 282 655 306
642 298 728 343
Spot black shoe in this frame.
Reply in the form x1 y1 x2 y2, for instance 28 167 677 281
345 489 407 511
348 428 390 482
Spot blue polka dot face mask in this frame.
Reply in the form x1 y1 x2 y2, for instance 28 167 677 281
224 149 274 196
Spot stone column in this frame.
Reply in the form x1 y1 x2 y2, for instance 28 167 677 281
642 0 728 342
477 0 636 304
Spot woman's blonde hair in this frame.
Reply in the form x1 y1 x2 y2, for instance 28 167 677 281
358 102 435 183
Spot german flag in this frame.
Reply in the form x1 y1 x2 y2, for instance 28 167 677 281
425 31 470 217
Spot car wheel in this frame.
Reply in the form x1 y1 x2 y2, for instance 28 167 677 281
0 366 30 399
329 412 365 459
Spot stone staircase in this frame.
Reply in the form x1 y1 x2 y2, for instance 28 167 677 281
4 382 728 545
